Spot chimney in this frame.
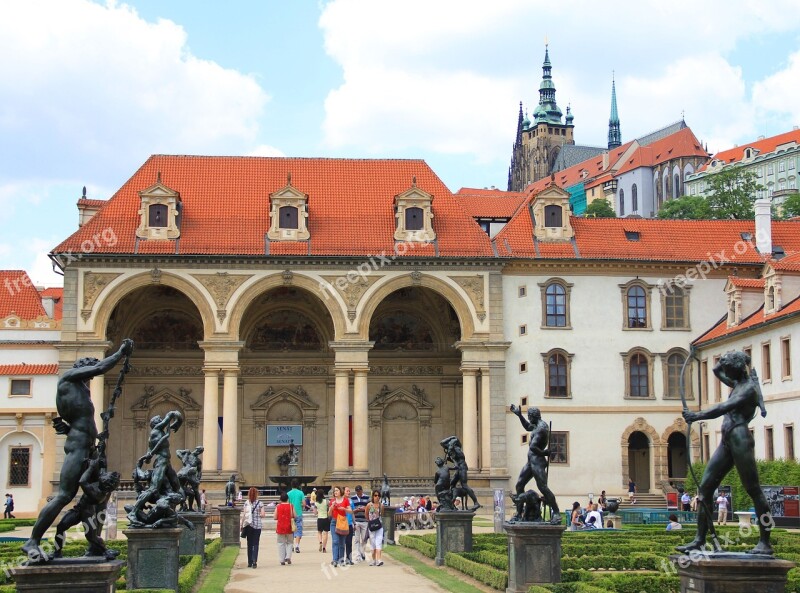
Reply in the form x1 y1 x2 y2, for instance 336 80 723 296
41 295 55 318
754 198 772 255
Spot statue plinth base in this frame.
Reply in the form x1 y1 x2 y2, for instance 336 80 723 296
288 462 298 477
124 528 181 591
607 514 622 529
669 553 796 593
216 505 242 546
179 512 208 558
13 557 124 593
435 510 475 566
504 522 566 591
381 506 399 545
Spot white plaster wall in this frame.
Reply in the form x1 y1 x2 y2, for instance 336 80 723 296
0 428 43 514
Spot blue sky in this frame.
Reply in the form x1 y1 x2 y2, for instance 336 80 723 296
2 0 800 286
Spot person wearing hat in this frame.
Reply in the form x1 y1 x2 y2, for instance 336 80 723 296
350 485 370 562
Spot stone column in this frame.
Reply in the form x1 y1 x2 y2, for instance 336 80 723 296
461 368 479 470
334 369 350 472
221 370 239 472
480 369 491 471
352 368 369 475
203 369 220 471
89 376 104 431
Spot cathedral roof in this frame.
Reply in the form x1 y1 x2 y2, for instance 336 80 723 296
52 156 495 259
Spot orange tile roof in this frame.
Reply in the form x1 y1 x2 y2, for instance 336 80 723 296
694 294 800 346
700 128 800 171
53 156 494 259
494 213 800 262
77 198 107 208
727 277 765 289
0 271 47 319
455 188 527 218
0 363 58 376
615 128 706 175
771 252 800 272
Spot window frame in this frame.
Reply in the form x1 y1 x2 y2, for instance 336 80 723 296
7 445 31 488
622 348 655 399
278 205 299 230
619 280 654 330
762 341 772 382
785 424 795 461
660 283 691 330
781 336 792 380
9 378 31 397
148 203 169 228
541 348 573 399
700 359 709 404
765 426 775 461
548 431 569 465
713 355 722 402
539 278 573 329
662 349 692 400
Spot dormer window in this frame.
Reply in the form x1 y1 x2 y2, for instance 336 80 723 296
268 174 310 241
530 185 574 242
136 174 181 240
394 179 435 242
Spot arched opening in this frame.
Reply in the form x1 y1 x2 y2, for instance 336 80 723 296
667 432 688 481
368 287 461 476
105 285 204 474
628 431 651 493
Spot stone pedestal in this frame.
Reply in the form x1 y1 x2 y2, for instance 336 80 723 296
216 505 242 546
124 528 181 591
670 553 796 593
435 511 475 566
505 522 566 591
179 512 208 559
381 506 399 545
13 557 124 593
607 514 622 529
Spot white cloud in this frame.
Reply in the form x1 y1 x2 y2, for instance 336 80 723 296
752 50 800 125
0 0 271 186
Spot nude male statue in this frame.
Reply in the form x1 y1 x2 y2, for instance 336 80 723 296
510 405 561 524
677 351 773 555
127 410 184 522
22 339 133 561
176 446 204 511
439 436 481 511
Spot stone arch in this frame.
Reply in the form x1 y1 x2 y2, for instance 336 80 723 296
228 273 347 342
0 429 43 456
0 429 44 513
91 272 216 341
620 418 661 490
662 419 694 482
357 274 477 341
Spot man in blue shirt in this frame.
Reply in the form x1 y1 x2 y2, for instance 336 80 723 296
350 485 370 561
287 480 305 553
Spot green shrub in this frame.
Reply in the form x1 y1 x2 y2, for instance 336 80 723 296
398 534 435 559
178 555 202 593
444 552 507 590
204 538 222 563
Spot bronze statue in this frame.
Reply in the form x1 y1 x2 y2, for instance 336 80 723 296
126 410 185 526
380 473 391 506
22 339 133 561
510 405 561 524
677 351 773 555
434 456 456 510
225 474 238 505
439 435 481 511
176 446 204 512
509 490 542 523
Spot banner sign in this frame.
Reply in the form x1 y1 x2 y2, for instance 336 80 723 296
267 424 303 446
763 485 800 518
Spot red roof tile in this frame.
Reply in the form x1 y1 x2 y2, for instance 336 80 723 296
455 188 527 218
694 294 800 346
0 363 58 376
494 213 800 262
727 277 765 289
38 287 63 320
771 252 800 272
0 271 47 320
53 157 494 259
700 128 800 171
615 128 706 175
77 198 108 208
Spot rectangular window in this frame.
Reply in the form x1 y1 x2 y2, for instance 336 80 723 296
518 285 527 298
700 360 709 404
664 287 688 328
757 167 764 177
519 362 527 373
765 427 775 461
702 433 710 463
744 346 752 360
782 337 792 379
9 379 31 396
521 434 528 445
780 161 786 173
8 447 30 487
520 396 528 408
148 204 168 227
519 325 527 336
762 342 772 381
790 159 796 170
768 164 774 175
549 431 568 464
786 425 795 460
713 355 721 402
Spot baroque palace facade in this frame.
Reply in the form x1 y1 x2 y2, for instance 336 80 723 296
3 155 797 514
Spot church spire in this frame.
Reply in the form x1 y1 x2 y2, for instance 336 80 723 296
608 73 621 150
533 44 563 125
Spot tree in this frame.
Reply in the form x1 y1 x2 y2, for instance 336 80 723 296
657 195 712 220
705 165 763 219
782 192 800 218
584 198 616 218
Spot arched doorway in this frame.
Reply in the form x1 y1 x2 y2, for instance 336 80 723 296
628 431 651 493
105 285 205 474
667 432 688 480
367 287 461 477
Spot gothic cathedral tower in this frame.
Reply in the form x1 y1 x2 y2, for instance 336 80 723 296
508 46 575 191
608 74 621 150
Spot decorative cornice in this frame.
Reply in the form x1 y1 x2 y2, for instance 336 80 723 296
242 365 328 376
369 365 443 376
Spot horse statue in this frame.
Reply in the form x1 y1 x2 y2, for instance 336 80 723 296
224 474 237 506
380 473 391 506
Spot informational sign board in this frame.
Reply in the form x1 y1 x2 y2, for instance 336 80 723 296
763 485 800 518
266 424 303 446
494 488 505 533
